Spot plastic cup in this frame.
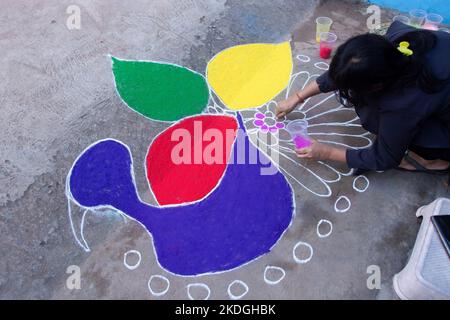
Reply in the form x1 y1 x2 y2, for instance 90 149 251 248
422 13 443 30
393 15 410 25
409 9 427 28
286 120 312 149
319 32 337 59
316 17 333 43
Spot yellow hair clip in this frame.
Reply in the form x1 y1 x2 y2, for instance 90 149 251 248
397 41 413 56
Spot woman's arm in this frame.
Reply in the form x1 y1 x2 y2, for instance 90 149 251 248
276 70 336 118
345 110 420 170
275 80 322 118
296 140 347 163
298 109 421 170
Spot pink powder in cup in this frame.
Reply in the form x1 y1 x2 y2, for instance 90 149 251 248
423 13 443 30
293 134 312 149
286 120 312 149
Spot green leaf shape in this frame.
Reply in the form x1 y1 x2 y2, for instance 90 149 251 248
111 57 210 121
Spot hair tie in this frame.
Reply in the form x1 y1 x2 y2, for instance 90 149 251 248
397 41 413 56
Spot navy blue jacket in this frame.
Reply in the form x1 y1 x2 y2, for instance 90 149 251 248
316 21 450 171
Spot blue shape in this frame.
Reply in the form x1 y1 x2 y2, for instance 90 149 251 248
68 116 294 276
370 0 450 24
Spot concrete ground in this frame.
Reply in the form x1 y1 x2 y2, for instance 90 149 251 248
0 0 448 299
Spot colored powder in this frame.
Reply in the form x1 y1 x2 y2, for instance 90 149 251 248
369 1 450 24
68 115 294 276
422 23 439 30
293 135 312 149
111 57 209 121
206 42 293 110
320 46 332 59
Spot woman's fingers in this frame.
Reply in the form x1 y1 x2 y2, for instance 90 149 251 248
275 104 288 118
276 110 286 119
295 147 312 155
276 98 296 118
296 148 307 154
297 152 313 159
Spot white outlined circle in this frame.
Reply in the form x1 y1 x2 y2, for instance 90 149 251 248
227 280 249 300
316 219 333 238
293 241 313 264
314 62 329 70
352 175 369 192
296 54 311 62
264 266 286 285
334 196 351 213
187 283 211 300
123 250 141 270
148 275 170 297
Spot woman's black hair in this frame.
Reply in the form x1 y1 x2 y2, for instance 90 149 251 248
328 30 441 107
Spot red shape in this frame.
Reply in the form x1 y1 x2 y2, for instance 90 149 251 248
320 45 332 59
146 115 238 206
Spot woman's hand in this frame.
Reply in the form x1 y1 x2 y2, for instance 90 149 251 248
296 140 333 161
276 94 304 119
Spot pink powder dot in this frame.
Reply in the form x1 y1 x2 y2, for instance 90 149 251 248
254 119 264 127
261 125 269 132
269 126 278 133
255 113 265 119
276 122 285 129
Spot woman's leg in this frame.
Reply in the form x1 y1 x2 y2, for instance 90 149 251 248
399 145 450 171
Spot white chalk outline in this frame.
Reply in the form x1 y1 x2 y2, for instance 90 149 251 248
240 55 373 198
65 49 373 291
334 196 351 213
144 113 239 208
314 62 329 71
66 134 296 277
292 241 313 264
109 55 212 123
205 41 294 112
244 118 368 196
296 54 311 62
316 219 333 238
246 132 332 197
148 275 170 297
263 266 286 285
123 250 142 270
352 175 369 193
227 280 249 300
187 283 211 300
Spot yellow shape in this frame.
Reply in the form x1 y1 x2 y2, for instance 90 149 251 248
206 42 293 110
397 41 413 56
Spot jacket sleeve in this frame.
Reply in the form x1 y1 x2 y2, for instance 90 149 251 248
385 21 417 42
316 71 336 93
346 109 422 171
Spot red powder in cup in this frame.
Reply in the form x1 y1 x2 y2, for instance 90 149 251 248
320 46 332 59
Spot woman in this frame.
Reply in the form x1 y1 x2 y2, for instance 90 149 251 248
276 21 450 175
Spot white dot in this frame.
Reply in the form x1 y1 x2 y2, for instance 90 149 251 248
297 54 311 62
227 280 249 300
334 196 351 213
293 241 313 264
264 266 286 285
187 283 211 300
123 250 141 270
314 62 329 70
353 175 369 192
316 219 333 238
148 275 170 297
